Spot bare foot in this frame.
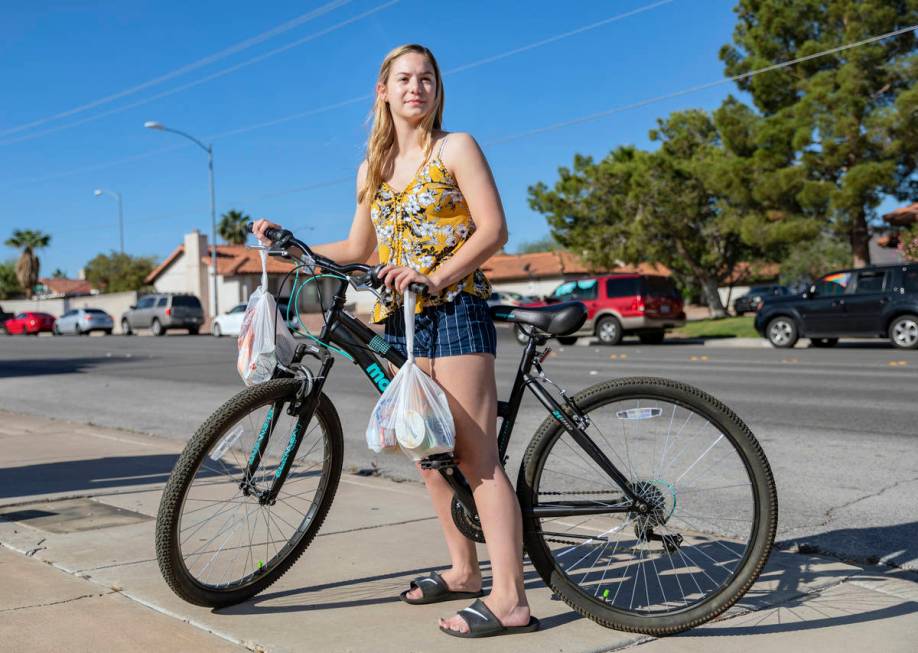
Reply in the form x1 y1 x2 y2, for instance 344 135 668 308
438 595 530 634
404 568 482 601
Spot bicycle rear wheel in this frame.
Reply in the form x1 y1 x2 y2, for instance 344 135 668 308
156 378 343 607
518 377 777 635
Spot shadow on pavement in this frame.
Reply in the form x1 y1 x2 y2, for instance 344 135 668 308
0 356 134 378
0 454 228 499
778 521 918 571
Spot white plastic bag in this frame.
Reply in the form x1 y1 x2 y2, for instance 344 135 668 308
365 290 455 460
236 249 298 386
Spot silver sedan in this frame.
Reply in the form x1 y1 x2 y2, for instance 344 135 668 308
54 308 114 335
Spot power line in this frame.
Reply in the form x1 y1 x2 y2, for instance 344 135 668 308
1 0 674 187
490 23 918 144
0 0 400 147
0 0 352 139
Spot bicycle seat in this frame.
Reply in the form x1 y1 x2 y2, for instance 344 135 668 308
490 302 587 336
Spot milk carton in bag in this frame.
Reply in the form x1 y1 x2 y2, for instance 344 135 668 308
236 249 298 385
365 290 455 459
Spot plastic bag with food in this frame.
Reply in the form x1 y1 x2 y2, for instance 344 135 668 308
236 249 298 385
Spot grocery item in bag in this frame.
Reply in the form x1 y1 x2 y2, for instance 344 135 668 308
236 249 298 385
365 290 455 460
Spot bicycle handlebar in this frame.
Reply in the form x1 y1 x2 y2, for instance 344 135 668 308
245 222 428 297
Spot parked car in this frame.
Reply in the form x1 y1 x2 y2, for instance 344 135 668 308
513 274 686 345
733 285 790 315
121 293 204 336
4 311 56 335
53 308 114 335
754 263 918 349
487 291 538 307
212 303 247 337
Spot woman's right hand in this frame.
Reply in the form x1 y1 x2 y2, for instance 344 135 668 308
252 219 282 247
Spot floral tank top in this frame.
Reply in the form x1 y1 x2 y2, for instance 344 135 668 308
369 135 492 323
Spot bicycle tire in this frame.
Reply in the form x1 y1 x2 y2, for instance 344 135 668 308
517 377 777 635
156 378 344 607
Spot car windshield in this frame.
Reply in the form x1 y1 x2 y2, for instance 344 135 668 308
84 309 107 315
172 296 201 308
552 279 598 300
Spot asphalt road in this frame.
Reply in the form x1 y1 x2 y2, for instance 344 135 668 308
2 328 916 569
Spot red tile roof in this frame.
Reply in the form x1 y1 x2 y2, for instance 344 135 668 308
38 277 94 296
884 203 918 227
145 244 298 284
481 251 670 282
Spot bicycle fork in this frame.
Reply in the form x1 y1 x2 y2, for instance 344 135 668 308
241 355 335 505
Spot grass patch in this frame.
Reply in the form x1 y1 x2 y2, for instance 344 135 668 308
672 316 759 339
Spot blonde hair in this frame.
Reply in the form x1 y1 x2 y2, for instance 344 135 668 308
360 44 444 204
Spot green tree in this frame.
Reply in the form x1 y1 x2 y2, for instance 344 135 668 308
778 233 852 286
84 251 156 292
530 109 820 317
51 268 67 279
516 235 559 254
4 229 51 299
218 209 252 245
0 260 23 299
721 0 918 266
900 223 918 261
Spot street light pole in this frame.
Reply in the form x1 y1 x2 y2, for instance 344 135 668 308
93 188 124 253
144 121 219 319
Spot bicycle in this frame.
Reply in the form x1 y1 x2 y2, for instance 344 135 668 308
155 226 778 635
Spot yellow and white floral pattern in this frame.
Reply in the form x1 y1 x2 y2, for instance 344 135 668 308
370 156 491 323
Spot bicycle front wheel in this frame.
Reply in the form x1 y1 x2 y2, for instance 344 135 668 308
518 377 777 635
156 378 343 607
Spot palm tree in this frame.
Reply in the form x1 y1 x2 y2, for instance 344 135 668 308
5 229 51 299
218 209 251 245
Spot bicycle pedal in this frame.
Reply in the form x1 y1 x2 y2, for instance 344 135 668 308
418 453 457 470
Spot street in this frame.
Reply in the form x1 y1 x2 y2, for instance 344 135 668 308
1 329 916 570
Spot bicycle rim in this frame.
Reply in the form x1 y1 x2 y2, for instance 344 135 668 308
521 378 775 631
174 390 336 593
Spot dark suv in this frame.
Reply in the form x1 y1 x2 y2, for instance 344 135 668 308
121 293 204 336
734 285 790 315
754 263 918 349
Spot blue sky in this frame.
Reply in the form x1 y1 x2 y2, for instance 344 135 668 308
1 0 902 277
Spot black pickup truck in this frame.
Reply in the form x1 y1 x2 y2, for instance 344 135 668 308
755 263 918 349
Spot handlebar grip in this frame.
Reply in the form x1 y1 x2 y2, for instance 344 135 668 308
408 282 429 297
244 222 293 244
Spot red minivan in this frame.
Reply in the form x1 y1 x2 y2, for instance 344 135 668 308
516 274 686 345
3 311 56 335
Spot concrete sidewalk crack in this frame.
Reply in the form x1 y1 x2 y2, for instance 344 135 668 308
820 475 918 525
316 515 437 537
0 591 112 613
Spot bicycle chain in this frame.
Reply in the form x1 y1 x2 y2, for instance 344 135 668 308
539 490 627 496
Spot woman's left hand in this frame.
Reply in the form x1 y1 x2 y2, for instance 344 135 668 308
378 265 440 294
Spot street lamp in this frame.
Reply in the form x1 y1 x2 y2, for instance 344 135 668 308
144 120 219 318
93 188 124 254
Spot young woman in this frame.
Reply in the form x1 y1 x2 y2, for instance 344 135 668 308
253 43 538 638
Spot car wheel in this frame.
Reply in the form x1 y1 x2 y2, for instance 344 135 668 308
514 324 530 346
188 326 199 335
212 323 222 337
767 317 798 348
122 320 133 336
53 324 60 336
735 310 745 317
596 316 623 346
151 319 165 336
104 329 113 336
810 337 838 348
889 315 918 350
557 336 578 345
638 331 665 345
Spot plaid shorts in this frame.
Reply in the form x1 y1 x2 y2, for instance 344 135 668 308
384 292 497 359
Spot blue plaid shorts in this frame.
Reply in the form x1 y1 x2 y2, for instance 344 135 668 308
384 292 497 359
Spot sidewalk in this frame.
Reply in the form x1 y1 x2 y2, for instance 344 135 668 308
0 411 915 652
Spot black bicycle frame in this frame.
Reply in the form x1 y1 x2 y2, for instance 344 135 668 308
256 276 642 518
